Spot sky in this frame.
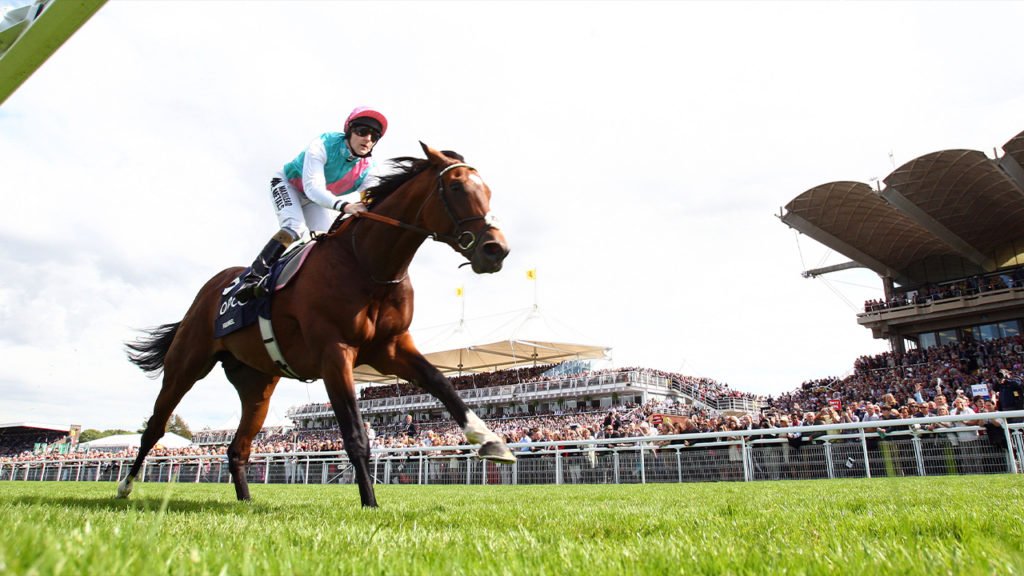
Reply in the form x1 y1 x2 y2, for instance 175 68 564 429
1 1 1023 432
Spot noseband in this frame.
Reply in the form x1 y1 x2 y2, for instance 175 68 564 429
349 162 499 283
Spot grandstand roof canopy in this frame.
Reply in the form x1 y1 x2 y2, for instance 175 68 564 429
781 129 1024 287
353 306 611 384
0 422 70 433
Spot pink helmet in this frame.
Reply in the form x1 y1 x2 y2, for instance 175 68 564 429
345 106 388 136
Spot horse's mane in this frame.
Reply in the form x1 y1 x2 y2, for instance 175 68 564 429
363 150 465 210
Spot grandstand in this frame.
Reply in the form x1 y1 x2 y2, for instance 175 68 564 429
0 422 75 455
284 365 761 432
781 128 1024 355
191 307 765 445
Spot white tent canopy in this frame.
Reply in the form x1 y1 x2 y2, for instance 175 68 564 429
206 408 292 432
352 306 610 383
78 432 192 451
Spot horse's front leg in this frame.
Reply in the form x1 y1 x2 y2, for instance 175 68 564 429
376 333 515 464
321 343 378 507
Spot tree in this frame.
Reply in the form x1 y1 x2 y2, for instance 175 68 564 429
168 413 193 440
137 413 193 440
78 429 103 443
78 429 133 443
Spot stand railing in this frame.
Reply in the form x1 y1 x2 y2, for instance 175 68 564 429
6 411 1021 485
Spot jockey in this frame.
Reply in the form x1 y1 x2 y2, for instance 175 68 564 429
235 106 388 303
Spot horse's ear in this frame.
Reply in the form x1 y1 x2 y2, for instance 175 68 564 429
419 141 448 166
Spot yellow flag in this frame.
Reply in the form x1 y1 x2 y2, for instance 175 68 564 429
526 268 537 280
456 286 464 297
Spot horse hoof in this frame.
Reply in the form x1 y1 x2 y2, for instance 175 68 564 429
116 478 133 499
478 441 516 464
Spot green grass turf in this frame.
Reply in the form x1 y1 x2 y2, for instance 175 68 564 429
0 476 1022 575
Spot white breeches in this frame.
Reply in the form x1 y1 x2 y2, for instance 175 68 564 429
270 171 338 240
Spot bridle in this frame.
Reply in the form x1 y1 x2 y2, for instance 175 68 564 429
348 162 499 284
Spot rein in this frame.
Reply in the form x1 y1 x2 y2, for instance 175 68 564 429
353 210 456 244
356 163 484 250
345 162 497 284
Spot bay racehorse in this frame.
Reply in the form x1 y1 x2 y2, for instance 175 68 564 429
120 143 515 507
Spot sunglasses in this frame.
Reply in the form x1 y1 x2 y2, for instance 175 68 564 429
351 126 381 141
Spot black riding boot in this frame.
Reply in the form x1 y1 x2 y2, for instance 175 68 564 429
234 237 288 303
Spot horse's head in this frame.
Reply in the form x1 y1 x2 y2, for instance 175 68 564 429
418 142 509 274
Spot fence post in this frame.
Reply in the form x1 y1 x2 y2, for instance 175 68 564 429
912 435 926 477
1002 420 1018 474
741 440 751 482
824 442 834 480
859 429 872 479
676 448 682 483
613 450 620 484
482 459 488 486
638 443 646 484
1013 430 1024 474
96 462 102 481
555 449 563 485
466 454 473 485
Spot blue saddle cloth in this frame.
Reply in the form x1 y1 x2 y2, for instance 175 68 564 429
212 241 315 339
213 266 280 339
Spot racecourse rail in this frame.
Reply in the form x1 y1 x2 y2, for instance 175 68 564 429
4 411 1023 486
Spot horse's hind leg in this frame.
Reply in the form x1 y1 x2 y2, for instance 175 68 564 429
117 354 216 498
222 355 279 501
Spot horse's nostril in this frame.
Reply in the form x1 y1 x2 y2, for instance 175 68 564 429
482 242 506 259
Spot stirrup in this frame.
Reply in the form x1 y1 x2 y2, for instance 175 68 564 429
235 275 268 304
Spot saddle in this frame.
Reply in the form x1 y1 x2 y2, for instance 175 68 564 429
213 241 318 339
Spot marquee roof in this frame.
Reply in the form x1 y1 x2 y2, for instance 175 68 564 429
781 129 1024 287
352 306 610 384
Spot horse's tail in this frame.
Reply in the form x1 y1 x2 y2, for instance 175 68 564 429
125 322 181 376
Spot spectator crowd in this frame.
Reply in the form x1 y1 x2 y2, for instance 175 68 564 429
287 366 761 420
4 336 1023 468
864 268 1024 312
